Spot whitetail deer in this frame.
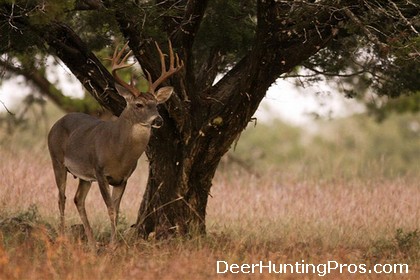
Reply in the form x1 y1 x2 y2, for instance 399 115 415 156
48 41 183 248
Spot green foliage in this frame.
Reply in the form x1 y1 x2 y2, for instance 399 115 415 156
56 92 101 113
67 7 120 51
0 205 56 247
0 99 61 148
368 91 420 121
366 228 420 262
231 120 303 166
378 37 420 98
230 113 420 180
1 0 419 127
0 0 75 52
395 229 420 258
194 0 256 67
27 0 75 25
298 3 420 114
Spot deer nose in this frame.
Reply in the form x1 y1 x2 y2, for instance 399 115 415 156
152 115 163 128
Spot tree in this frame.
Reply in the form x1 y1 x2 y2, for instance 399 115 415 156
1 0 419 238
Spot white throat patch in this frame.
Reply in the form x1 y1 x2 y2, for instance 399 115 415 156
131 123 151 139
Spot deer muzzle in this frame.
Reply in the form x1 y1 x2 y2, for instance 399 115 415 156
151 115 163 128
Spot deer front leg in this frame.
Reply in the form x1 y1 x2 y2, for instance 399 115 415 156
74 179 94 248
95 169 118 245
112 182 127 228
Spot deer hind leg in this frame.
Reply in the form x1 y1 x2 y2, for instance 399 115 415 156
51 160 67 235
74 179 94 248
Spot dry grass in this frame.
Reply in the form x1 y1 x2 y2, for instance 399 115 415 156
0 147 419 279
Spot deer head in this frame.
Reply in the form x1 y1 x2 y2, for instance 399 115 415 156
111 40 184 126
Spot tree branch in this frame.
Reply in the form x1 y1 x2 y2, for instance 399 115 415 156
211 0 341 112
284 68 368 78
171 0 210 55
40 23 126 116
74 0 104 11
195 48 225 93
343 7 389 51
0 59 100 114
387 0 418 35
172 0 210 100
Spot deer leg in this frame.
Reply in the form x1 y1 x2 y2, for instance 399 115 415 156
112 182 127 230
52 160 67 235
74 179 94 248
95 170 117 245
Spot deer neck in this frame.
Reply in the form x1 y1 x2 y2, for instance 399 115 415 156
112 112 151 149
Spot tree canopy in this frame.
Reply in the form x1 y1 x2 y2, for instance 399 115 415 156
1 0 419 237
1 1 419 112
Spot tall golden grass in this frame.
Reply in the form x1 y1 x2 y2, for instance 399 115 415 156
0 146 418 279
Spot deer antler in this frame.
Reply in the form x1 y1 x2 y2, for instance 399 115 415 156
111 41 140 97
146 40 184 94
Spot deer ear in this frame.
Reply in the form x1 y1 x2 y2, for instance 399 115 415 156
155 86 174 104
115 83 134 100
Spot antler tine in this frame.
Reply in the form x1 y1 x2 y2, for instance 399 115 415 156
149 40 184 94
111 41 139 96
111 41 134 70
155 41 167 76
145 69 153 87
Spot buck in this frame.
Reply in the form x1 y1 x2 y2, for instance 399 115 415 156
48 41 183 248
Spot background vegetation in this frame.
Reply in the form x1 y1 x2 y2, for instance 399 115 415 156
230 113 420 180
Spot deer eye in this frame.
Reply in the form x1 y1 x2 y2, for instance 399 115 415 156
135 103 144 109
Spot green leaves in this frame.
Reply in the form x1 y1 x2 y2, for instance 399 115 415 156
194 0 256 67
137 76 150 93
28 0 75 26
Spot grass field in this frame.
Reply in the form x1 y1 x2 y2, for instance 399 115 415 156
0 147 419 279
0 111 419 279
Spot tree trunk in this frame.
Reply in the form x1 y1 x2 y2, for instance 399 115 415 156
136 124 219 238
135 105 244 238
